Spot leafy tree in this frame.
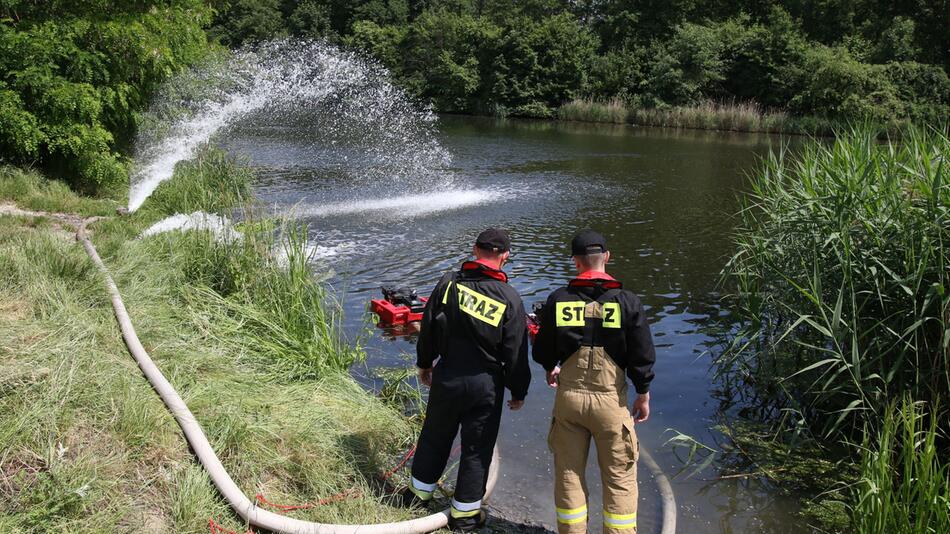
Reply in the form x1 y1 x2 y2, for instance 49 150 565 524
0 1 212 193
486 13 598 114
789 45 904 121
398 10 495 111
717 8 808 107
209 0 285 47
286 0 335 40
638 22 726 107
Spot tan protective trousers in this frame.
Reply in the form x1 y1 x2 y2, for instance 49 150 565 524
548 344 639 533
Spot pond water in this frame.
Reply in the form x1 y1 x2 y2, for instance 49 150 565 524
219 116 805 533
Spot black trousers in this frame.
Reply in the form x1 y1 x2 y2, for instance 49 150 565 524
411 366 504 505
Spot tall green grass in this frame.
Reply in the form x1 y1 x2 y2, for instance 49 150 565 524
630 100 794 133
555 99 841 134
558 98 629 124
721 126 949 531
722 127 949 440
853 398 949 533
168 222 363 379
136 148 253 219
0 150 411 532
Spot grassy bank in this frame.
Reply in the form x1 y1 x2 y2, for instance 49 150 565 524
720 127 949 530
558 98 842 135
0 156 417 532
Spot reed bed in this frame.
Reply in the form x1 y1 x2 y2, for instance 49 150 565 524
853 398 949 533
556 99 838 134
720 126 949 531
630 101 791 133
557 98 629 124
722 127 949 439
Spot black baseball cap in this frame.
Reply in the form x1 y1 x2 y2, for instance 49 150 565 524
475 228 511 253
571 229 608 256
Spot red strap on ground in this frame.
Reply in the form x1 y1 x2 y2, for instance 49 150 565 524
208 445 416 532
208 518 254 534
381 444 416 482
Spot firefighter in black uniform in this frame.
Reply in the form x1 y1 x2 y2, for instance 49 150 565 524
533 230 656 533
403 228 531 532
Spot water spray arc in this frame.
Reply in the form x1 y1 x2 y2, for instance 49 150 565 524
128 40 453 212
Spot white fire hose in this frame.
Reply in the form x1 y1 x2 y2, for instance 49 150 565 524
75 217 675 534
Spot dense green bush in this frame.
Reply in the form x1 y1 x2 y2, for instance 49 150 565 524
789 46 905 122
637 22 726 107
0 1 212 194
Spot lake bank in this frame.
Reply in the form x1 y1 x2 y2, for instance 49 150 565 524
0 163 423 533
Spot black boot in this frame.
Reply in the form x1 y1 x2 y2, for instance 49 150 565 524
399 488 431 510
448 509 487 532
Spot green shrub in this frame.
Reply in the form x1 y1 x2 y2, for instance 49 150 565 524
639 22 726 107
883 62 950 124
788 46 904 122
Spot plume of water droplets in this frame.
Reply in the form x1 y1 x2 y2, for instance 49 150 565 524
128 39 453 212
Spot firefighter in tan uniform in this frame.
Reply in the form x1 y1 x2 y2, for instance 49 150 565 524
533 230 656 533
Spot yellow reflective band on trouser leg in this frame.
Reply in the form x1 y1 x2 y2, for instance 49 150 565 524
603 510 637 529
556 505 588 525
409 477 435 501
450 498 482 518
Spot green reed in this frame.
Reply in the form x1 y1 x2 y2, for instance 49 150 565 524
558 98 629 124
852 398 949 533
721 126 949 442
629 100 795 133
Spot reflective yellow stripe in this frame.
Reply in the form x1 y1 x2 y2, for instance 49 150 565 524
556 504 588 524
556 505 587 515
408 486 432 501
558 515 587 525
450 507 480 518
604 510 637 529
441 281 453 304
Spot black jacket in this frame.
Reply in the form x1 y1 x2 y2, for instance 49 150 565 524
417 261 531 400
532 275 656 394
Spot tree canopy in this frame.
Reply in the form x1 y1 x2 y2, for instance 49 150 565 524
0 0 946 194
212 0 949 121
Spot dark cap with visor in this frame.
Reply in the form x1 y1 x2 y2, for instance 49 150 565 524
475 228 511 253
571 229 608 256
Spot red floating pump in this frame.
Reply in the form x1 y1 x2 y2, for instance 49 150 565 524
370 286 543 342
370 286 428 326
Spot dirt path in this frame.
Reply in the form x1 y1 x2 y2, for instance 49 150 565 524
0 202 108 239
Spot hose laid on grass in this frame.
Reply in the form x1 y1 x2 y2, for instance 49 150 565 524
76 219 499 534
